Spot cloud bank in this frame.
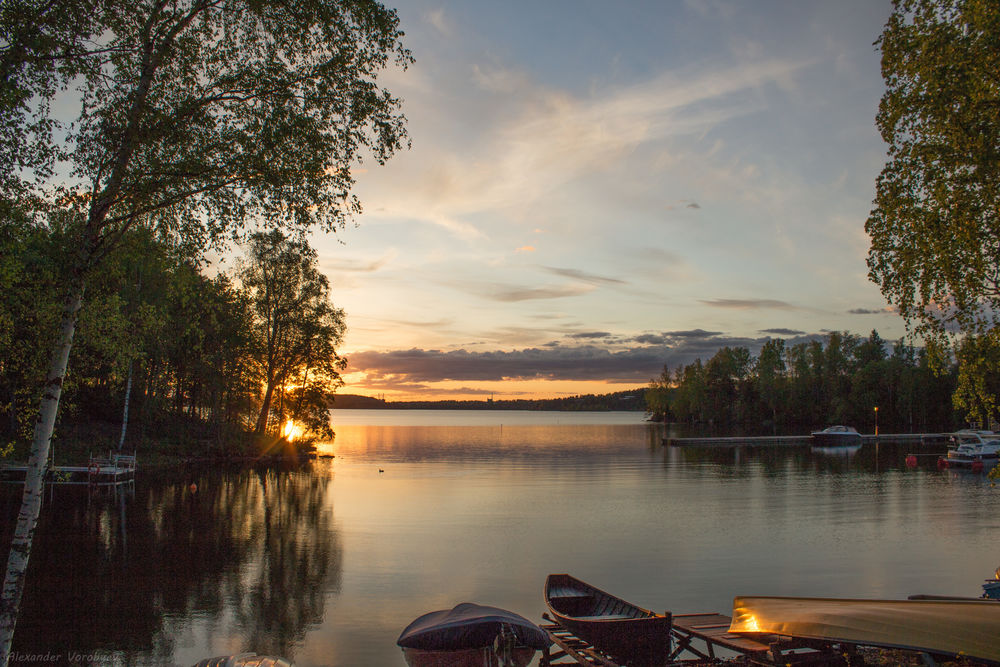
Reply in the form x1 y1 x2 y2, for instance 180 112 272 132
347 329 826 385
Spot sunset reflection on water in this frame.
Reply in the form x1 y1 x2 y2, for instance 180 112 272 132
3 410 997 667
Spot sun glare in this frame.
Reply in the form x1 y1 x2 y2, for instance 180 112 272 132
282 420 304 441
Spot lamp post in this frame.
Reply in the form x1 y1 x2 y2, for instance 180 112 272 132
874 406 879 438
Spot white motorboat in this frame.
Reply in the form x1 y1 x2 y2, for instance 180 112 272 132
939 430 1000 469
810 425 862 447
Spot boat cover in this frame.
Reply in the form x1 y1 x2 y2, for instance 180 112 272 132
397 602 550 651
730 596 1000 663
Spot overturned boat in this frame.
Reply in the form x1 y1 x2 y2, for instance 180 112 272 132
730 595 1000 664
396 602 549 667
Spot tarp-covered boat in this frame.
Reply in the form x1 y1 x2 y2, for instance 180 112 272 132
730 596 1000 663
544 573 671 666
397 602 549 667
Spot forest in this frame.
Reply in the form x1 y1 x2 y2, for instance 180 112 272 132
0 219 345 459
332 389 647 411
644 331 963 433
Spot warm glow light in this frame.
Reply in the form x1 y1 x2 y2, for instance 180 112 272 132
744 614 761 632
341 377 641 402
282 420 304 441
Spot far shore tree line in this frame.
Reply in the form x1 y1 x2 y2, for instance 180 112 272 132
645 330 967 433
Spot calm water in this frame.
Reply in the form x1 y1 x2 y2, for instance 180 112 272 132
2 410 998 666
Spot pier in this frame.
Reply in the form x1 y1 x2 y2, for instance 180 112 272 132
663 433 951 448
1 451 136 493
538 612 847 666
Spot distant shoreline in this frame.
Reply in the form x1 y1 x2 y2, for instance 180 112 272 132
330 389 647 412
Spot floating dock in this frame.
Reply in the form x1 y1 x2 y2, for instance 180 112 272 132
1 452 136 492
664 433 950 448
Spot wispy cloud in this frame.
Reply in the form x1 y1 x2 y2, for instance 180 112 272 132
568 331 614 340
363 56 814 241
760 327 806 336
701 298 797 310
321 250 398 273
488 284 594 302
848 307 893 315
543 266 627 285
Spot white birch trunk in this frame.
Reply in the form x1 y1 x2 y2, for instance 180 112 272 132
0 282 85 665
118 360 133 451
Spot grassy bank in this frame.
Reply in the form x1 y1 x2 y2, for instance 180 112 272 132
3 416 316 468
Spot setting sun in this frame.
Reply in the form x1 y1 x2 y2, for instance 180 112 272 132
282 420 304 441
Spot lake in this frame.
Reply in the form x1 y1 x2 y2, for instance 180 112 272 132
2 410 997 666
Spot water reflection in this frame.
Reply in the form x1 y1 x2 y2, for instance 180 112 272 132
1 461 340 665
1 413 997 667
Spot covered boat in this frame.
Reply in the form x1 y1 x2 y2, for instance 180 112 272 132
810 425 862 447
544 574 671 666
396 602 549 667
729 596 1000 663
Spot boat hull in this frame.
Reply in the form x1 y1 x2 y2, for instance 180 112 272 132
401 646 535 667
397 602 548 667
810 427 862 447
730 596 1000 663
544 574 671 667
984 580 1000 600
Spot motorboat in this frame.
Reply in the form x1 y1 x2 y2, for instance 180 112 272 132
810 425 862 447
396 602 549 667
985 566 1000 601
938 430 1000 469
544 574 671 666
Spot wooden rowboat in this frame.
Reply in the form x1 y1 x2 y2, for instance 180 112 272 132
544 574 671 666
397 602 550 667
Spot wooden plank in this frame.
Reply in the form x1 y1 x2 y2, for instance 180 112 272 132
540 622 621 666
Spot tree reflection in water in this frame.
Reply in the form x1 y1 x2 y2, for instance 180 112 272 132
0 461 340 664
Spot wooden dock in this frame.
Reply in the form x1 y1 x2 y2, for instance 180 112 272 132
664 433 951 448
538 611 848 666
1 452 136 492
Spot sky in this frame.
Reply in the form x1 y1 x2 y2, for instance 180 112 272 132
310 0 901 402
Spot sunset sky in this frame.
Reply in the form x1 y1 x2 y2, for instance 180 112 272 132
313 0 900 401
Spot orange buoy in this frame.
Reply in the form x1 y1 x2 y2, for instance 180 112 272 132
972 461 984 473
937 458 948 470
905 455 918 468
189 483 198 494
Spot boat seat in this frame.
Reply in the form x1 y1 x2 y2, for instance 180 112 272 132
549 587 592 600
573 614 635 621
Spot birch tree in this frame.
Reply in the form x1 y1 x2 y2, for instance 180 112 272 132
0 1 410 660
867 0 1000 338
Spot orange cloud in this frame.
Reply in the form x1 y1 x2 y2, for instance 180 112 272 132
515 245 536 253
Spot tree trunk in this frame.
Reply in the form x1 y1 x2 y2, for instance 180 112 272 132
118 359 133 452
0 280 85 664
255 376 276 435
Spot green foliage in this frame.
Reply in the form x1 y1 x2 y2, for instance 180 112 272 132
953 330 1000 425
644 367 672 420
648 331 961 431
0 221 349 450
239 230 346 438
867 0 1000 339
